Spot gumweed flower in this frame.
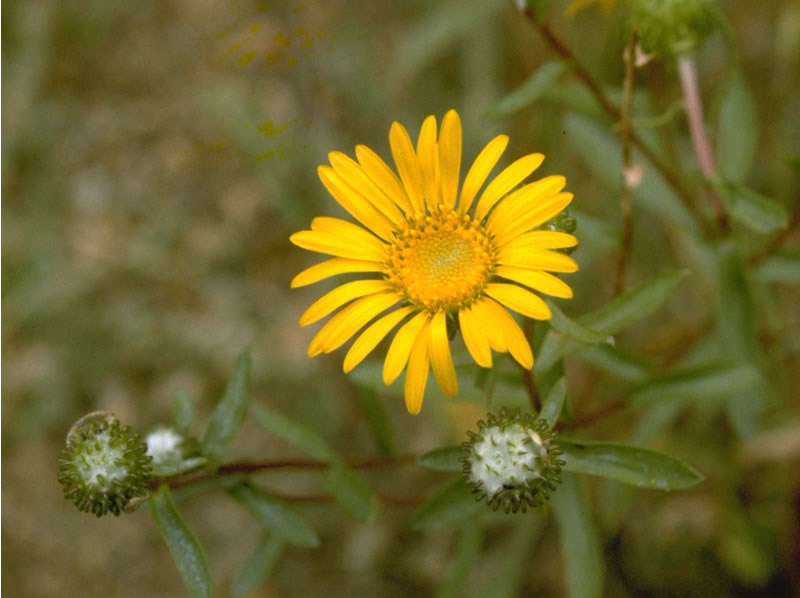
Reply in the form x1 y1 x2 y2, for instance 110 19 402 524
462 409 563 513
290 110 577 414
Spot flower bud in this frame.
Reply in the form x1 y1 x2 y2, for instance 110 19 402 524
461 409 563 513
629 0 719 60
58 412 152 517
145 426 205 477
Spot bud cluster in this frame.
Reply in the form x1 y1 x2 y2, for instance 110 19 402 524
629 0 718 60
462 409 564 513
58 412 153 517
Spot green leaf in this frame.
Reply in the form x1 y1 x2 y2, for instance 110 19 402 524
716 72 758 184
231 534 285 598
485 61 566 120
559 440 704 490
229 483 320 547
713 180 788 234
755 250 800 284
629 362 761 405
173 388 195 433
417 446 464 473
540 376 567 429
574 345 650 382
148 485 212 598
201 350 251 467
553 474 604 598
548 301 610 344
563 113 700 234
319 465 380 523
355 387 396 457
436 523 482 598
413 478 483 530
249 403 338 463
475 517 543 598
535 270 688 375
583 269 688 334
394 0 500 81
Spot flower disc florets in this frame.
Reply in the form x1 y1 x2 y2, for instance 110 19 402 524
461 409 563 513
58 412 152 517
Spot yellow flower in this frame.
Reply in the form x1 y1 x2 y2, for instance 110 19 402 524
290 110 577 415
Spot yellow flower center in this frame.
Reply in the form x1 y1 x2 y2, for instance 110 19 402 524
385 211 495 312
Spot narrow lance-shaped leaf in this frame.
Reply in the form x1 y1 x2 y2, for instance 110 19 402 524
629 361 761 405
173 388 195 433
712 179 788 235
583 269 688 335
553 474 604 598
413 478 483 530
436 523 483 598
559 439 704 490
249 403 338 463
417 446 464 473
320 464 381 523
536 270 687 374
148 485 212 598
202 350 251 467
716 71 758 184
547 301 609 344
539 376 567 430
231 534 285 598
485 61 566 120
229 483 320 548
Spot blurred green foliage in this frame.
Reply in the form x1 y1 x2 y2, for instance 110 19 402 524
3 0 800 596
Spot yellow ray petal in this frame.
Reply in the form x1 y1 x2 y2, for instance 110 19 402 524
290 229 387 262
343 306 414 373
485 175 566 236
499 230 579 254
492 193 575 247
355 144 413 214
299 279 392 327
416 115 440 213
429 311 457 397
383 311 430 385
404 318 431 415
318 166 396 241
471 299 506 352
482 298 533 369
308 292 401 356
474 153 545 221
291 258 384 288
438 110 462 212
390 122 425 215
458 134 508 215
327 152 405 225
485 283 552 320
494 266 574 298
497 247 579 273
458 305 492 367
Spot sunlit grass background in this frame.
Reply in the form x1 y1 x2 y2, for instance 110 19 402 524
4 0 799 596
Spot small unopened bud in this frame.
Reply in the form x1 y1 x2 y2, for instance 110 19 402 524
58 412 152 517
629 0 719 60
461 409 563 513
145 426 205 477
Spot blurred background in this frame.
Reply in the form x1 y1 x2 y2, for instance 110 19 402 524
3 0 799 596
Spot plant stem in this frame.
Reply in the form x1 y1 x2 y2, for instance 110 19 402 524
153 454 418 491
615 32 638 296
524 18 715 238
677 53 730 233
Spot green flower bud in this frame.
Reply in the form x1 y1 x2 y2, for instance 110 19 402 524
58 412 152 517
145 426 205 477
461 409 564 513
629 0 719 59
